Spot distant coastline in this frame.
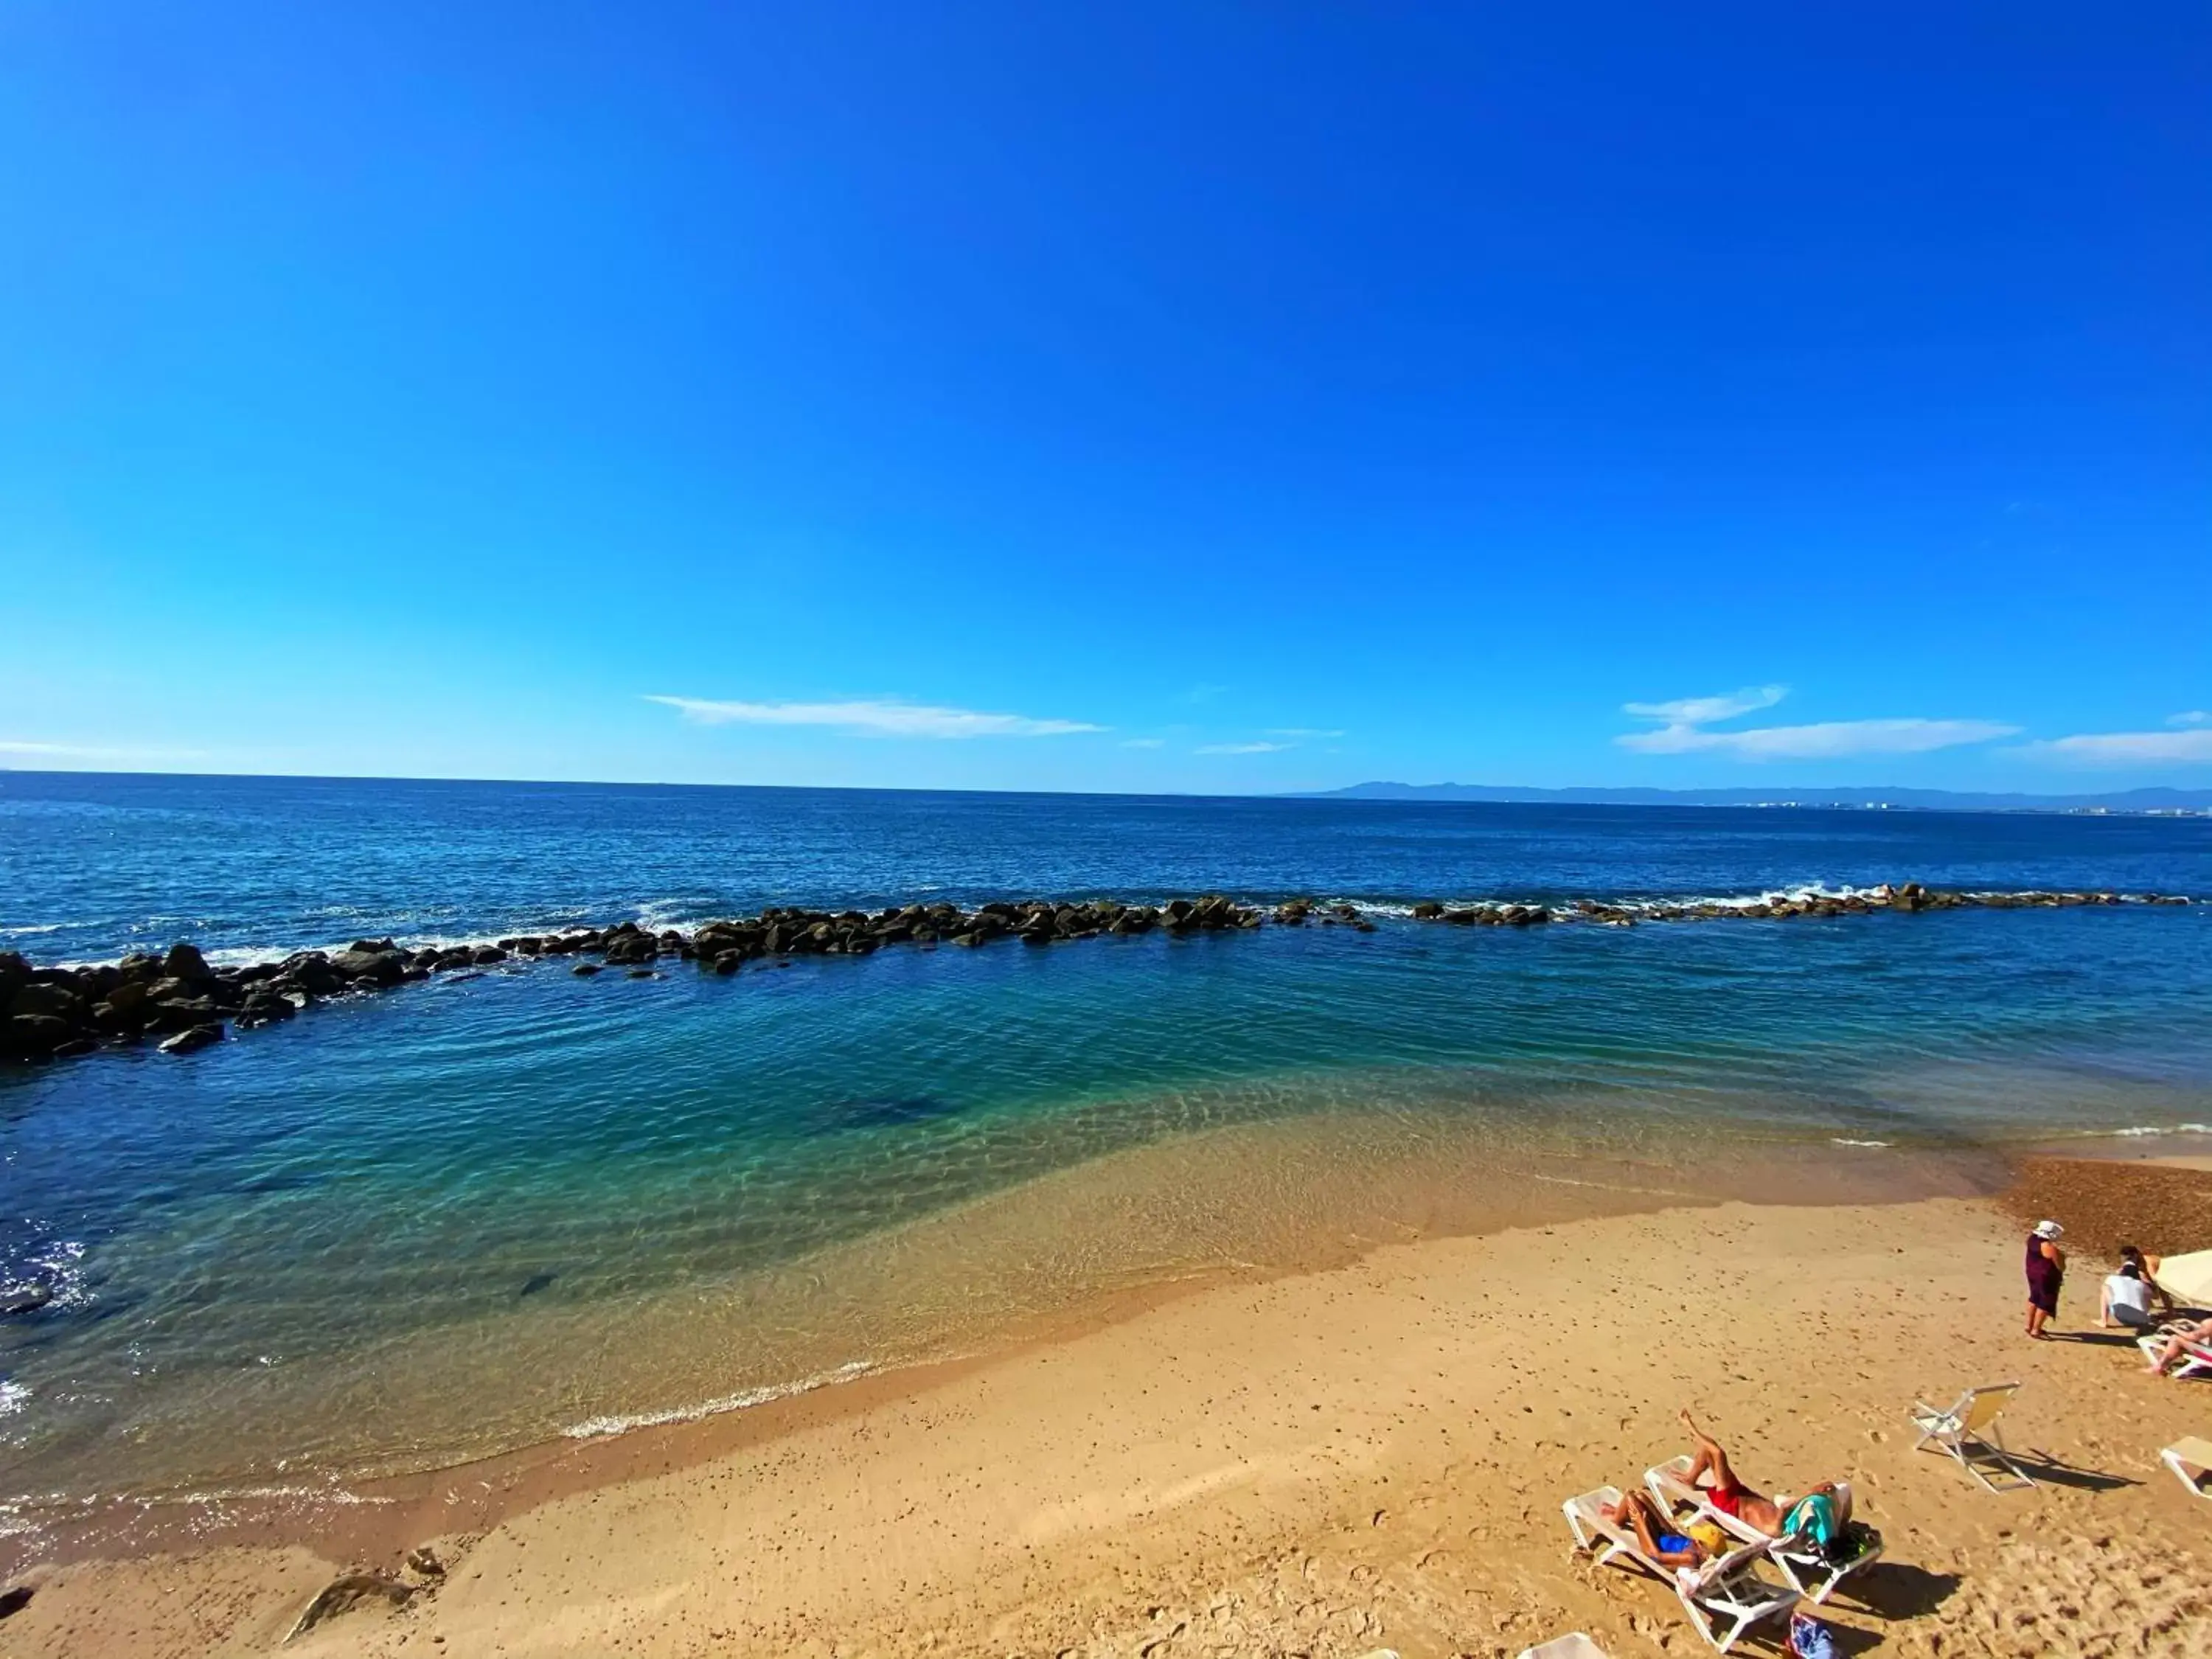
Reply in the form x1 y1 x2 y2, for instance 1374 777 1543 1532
7 767 2209 814
1297 781 2212 814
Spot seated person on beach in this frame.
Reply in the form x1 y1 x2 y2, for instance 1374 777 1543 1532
2101 1253 2159 1330
1603 1487 1723 1568
2142 1315 2212 1376
2124 1245 2174 1315
1677 1409 1848 1539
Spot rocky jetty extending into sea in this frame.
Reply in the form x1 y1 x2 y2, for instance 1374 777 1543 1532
0 884 2190 1067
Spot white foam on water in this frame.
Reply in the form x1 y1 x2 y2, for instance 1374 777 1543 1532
161 1482 397 1509
563 1360 874 1439
1829 1138 1893 1147
2087 1123 2212 1138
0 1379 29 1417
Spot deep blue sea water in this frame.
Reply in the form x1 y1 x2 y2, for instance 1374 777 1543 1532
3 772 2209 1510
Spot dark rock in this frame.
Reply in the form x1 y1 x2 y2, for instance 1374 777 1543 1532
51 1037 97 1059
237 995 298 1029
285 1573 416 1641
1 1282 53 1318
627 967 658 979
0 1583 32 1620
331 948 406 987
0 952 30 997
2 1013 72 1059
8 982 82 1020
158 1023 224 1055
712 953 743 975
472 945 508 964
90 999 147 1035
572 961 603 976
147 995 218 1031
162 942 215 984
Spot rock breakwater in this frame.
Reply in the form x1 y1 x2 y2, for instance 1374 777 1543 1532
0 884 2189 1067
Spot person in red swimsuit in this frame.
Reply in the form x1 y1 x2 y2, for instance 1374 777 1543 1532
1679 1409 1847 1537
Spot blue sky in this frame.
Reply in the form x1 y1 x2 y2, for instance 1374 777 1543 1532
2 3 2206 793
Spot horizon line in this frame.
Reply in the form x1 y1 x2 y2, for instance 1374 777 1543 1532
3 764 2208 811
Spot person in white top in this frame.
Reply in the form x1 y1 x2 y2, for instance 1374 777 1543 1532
2100 1251 2157 1330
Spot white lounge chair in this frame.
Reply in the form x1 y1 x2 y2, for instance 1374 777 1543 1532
1646 1455 1883 1604
1910 1382 2034 1492
2161 1437 2212 1501
1518 1637 1608 1659
2140 1330 2212 1382
1562 1486 1799 1652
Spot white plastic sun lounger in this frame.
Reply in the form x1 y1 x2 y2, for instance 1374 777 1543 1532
1646 1455 1882 1604
1517 1637 1609 1659
1910 1382 2034 1492
2162 1437 2212 1502
1563 1486 1799 1652
2140 1331 2212 1382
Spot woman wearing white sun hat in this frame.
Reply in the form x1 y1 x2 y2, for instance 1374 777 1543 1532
2024 1219 2065 1340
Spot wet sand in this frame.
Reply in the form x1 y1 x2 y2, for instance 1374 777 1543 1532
5 1155 2210 1658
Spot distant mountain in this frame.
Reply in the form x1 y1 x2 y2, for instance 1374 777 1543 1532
1296 782 2212 813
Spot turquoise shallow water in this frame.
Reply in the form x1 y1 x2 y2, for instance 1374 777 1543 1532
1 773 2208 1507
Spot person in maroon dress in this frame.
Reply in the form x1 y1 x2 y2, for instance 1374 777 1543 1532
2024 1219 2065 1338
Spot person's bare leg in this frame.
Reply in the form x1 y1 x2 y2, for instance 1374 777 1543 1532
1623 1492 1695 1566
1680 1408 1739 1492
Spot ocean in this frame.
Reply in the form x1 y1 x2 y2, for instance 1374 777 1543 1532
3 771 2208 1526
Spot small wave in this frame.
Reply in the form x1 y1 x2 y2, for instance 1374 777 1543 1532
2085 1123 2212 1138
563 1360 873 1439
162 1481 395 1509
1829 1138 1893 1147
0 1380 29 1417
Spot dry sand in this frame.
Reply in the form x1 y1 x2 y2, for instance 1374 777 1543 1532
6 1161 2211 1658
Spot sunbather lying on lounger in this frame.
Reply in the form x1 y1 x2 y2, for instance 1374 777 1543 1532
1677 1410 1849 1537
1601 1487 1722 1568
2142 1315 2212 1376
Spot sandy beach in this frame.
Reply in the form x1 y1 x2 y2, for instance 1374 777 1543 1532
3 1154 2208 1658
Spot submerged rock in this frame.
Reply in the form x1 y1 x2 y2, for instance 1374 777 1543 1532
1 1282 54 1318
158 1023 224 1055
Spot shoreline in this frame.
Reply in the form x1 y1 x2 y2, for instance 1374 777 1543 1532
4 1159 2210 1655
1 1121 2011 1536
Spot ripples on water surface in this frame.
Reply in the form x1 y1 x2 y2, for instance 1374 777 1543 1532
1 773 2208 1506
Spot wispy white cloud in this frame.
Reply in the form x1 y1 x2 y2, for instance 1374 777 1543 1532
1119 737 1166 749
1621 685 1787 726
2020 727 2212 765
646 695 1104 740
1265 727 1346 739
1618 686 2015 759
1196 740 1294 755
1621 717 2020 759
2167 711 2211 728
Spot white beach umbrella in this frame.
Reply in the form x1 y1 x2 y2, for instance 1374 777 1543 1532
2154 1250 2212 1307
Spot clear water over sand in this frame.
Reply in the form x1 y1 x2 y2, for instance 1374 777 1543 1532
2 774 2207 1508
